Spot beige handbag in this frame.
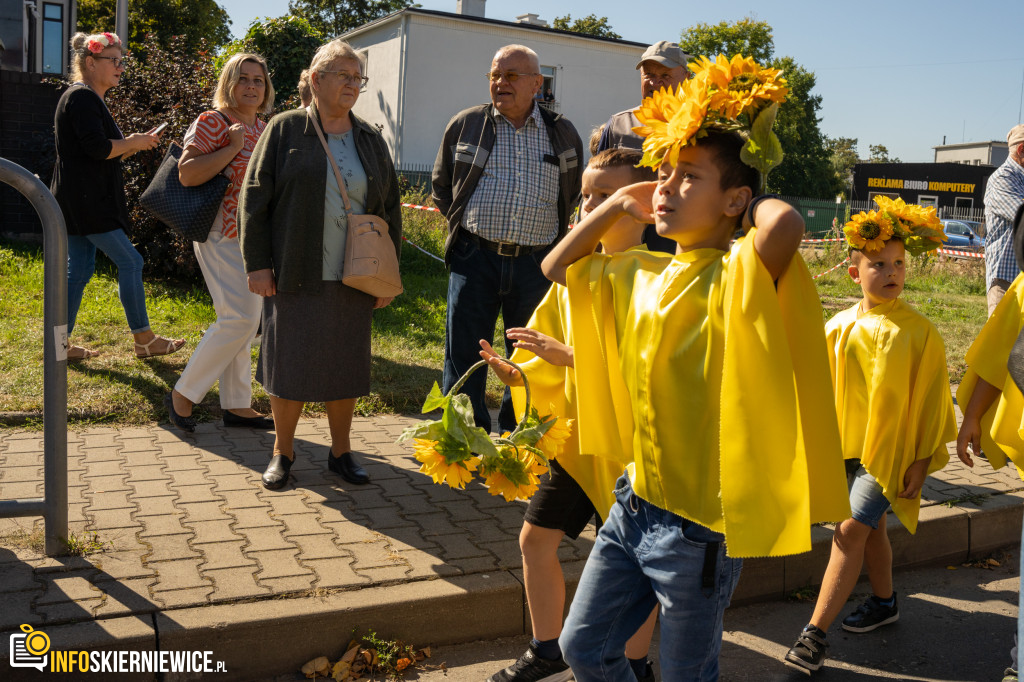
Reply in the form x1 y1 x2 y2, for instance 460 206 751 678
308 108 403 298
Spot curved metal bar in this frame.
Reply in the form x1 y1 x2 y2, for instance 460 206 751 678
0 158 68 556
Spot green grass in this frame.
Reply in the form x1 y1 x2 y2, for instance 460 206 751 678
0 228 989 427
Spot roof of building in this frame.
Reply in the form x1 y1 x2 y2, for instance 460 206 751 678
342 7 649 49
933 140 1008 151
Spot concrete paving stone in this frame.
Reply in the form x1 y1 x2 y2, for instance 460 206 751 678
210 473 258 492
85 490 134 510
0 590 44 630
228 449 269 469
345 541 407 570
29 554 95 574
322 521 379 545
143 533 199 563
152 586 214 608
196 540 255 571
431 533 491 560
205 567 269 601
123 464 166 482
67 485 88 504
289 534 345 560
304 556 367 589
37 574 101 604
138 514 189 538
368 443 410 457
237 525 293 552
204 459 248 476
0 561 42 592
259 575 315 593
0 481 42 497
374 476 420 497
67 453 86 470
360 462 409 480
357 505 415 529
123 449 163 466
187 520 242 545
479 539 525 568
278 513 332 537
2 437 43 453
250 548 314 579
218 488 265 510
86 507 141 531
417 481 474 503
69 502 88 523
151 558 213 592
154 427 187 443
89 577 159 618
132 495 178 517
378 525 442 552
169 469 210 487
489 505 530 531
229 507 278 530
161 454 204 471
81 448 124 465
127 479 176 499
353 564 410 583
391 494 439 516
332 488 390 509
445 499 494 522
265 492 317 516
81 433 117 448
179 501 230 523
399 549 462 578
37 598 105 624
67 470 86 488
454 519 517 543
314 503 367 525
0 465 44 482
301 484 354 504
409 511 464 537
159 441 198 456
84 472 131 490
100 531 149 554
191 431 230 447
456 555 500 574
90 550 155 581
173 484 221 505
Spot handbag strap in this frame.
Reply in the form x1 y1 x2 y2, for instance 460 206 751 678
307 106 354 216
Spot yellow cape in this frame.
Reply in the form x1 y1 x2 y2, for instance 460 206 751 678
826 299 956 533
956 273 1024 479
559 230 850 558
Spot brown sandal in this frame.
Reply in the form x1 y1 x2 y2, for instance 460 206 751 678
67 345 100 360
134 335 185 359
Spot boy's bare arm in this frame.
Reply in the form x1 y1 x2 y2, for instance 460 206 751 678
542 181 656 285
478 340 523 387
745 198 805 281
956 377 1001 467
898 456 931 499
506 327 574 368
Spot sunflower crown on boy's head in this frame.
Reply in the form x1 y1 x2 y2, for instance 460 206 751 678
631 53 788 191
843 196 947 256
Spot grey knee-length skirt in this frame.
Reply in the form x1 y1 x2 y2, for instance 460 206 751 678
256 281 374 402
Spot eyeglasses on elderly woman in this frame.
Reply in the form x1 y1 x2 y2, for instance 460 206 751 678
319 70 369 86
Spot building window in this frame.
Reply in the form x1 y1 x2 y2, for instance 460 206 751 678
917 195 938 208
42 3 63 74
540 65 556 99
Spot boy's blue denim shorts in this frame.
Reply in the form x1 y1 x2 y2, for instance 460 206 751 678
845 459 890 529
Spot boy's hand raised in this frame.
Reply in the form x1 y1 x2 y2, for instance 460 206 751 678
617 181 657 224
478 340 523 387
506 327 574 368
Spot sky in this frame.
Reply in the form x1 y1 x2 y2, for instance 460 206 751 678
216 0 1024 163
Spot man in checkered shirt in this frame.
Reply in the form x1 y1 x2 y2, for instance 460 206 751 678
984 124 1024 315
432 44 583 433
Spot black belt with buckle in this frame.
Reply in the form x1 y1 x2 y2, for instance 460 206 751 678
463 231 547 257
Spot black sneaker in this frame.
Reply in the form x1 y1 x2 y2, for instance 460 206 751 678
784 626 828 675
486 645 573 682
841 593 899 633
636 660 655 682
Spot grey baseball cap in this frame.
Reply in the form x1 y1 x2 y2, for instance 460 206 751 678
1008 124 1024 148
636 41 692 70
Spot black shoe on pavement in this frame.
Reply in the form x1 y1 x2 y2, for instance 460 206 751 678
223 410 274 429
327 450 370 485
261 454 294 490
784 626 828 675
841 593 899 633
636 660 655 682
164 392 197 433
486 644 573 682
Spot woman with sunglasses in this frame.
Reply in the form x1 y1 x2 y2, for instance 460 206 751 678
52 32 185 360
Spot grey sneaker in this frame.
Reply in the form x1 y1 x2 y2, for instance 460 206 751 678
486 645 573 682
842 593 899 633
784 626 828 675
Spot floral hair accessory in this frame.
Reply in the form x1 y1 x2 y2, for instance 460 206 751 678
632 53 788 192
398 359 573 502
86 32 122 54
843 196 946 255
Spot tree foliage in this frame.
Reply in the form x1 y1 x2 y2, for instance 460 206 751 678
825 136 859 197
551 14 621 39
218 16 325 107
287 0 411 38
679 17 840 198
76 0 231 54
869 144 900 163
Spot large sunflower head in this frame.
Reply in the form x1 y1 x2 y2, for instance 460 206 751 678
869 196 947 256
844 210 895 253
413 438 480 489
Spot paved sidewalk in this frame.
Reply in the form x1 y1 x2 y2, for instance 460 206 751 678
1 407 1022 680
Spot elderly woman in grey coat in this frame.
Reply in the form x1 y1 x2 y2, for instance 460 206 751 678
239 39 401 491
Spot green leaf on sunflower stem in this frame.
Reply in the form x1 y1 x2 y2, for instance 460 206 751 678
740 102 784 189
421 382 448 413
464 426 499 459
510 414 556 447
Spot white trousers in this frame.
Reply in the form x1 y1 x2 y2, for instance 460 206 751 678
174 230 262 409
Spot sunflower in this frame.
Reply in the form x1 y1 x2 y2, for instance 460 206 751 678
691 54 788 121
483 468 539 502
633 77 710 169
844 210 894 252
412 438 479 489
535 416 574 461
871 196 946 255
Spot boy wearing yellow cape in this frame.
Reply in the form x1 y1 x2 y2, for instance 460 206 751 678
480 148 660 682
540 55 851 681
784 198 957 675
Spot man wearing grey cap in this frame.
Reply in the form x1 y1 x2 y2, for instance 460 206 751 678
983 124 1024 315
595 41 692 153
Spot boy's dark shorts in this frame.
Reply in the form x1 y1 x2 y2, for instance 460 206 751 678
524 458 599 540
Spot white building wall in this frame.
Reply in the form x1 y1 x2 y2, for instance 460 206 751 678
347 22 405 156
348 12 645 169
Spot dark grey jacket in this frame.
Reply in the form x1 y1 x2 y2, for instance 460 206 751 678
239 103 401 293
431 103 583 265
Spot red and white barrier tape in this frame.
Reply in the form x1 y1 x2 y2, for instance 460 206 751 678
812 258 850 280
801 237 845 243
937 248 984 259
402 202 441 213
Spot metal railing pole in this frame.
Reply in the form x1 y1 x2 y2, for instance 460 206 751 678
0 157 68 556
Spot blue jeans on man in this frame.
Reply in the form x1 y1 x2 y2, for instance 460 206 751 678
560 475 743 681
443 231 553 433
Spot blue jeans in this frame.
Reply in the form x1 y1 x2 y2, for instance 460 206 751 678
845 459 890 530
67 229 150 335
560 475 743 681
443 231 553 433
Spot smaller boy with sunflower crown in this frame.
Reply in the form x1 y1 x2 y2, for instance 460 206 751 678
784 197 958 675
541 54 852 680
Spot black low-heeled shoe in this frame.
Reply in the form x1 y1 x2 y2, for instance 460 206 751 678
327 450 370 485
223 411 275 429
262 454 294 490
164 393 196 433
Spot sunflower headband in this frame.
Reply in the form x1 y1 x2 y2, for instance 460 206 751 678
632 53 788 192
843 196 947 256
85 32 121 54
